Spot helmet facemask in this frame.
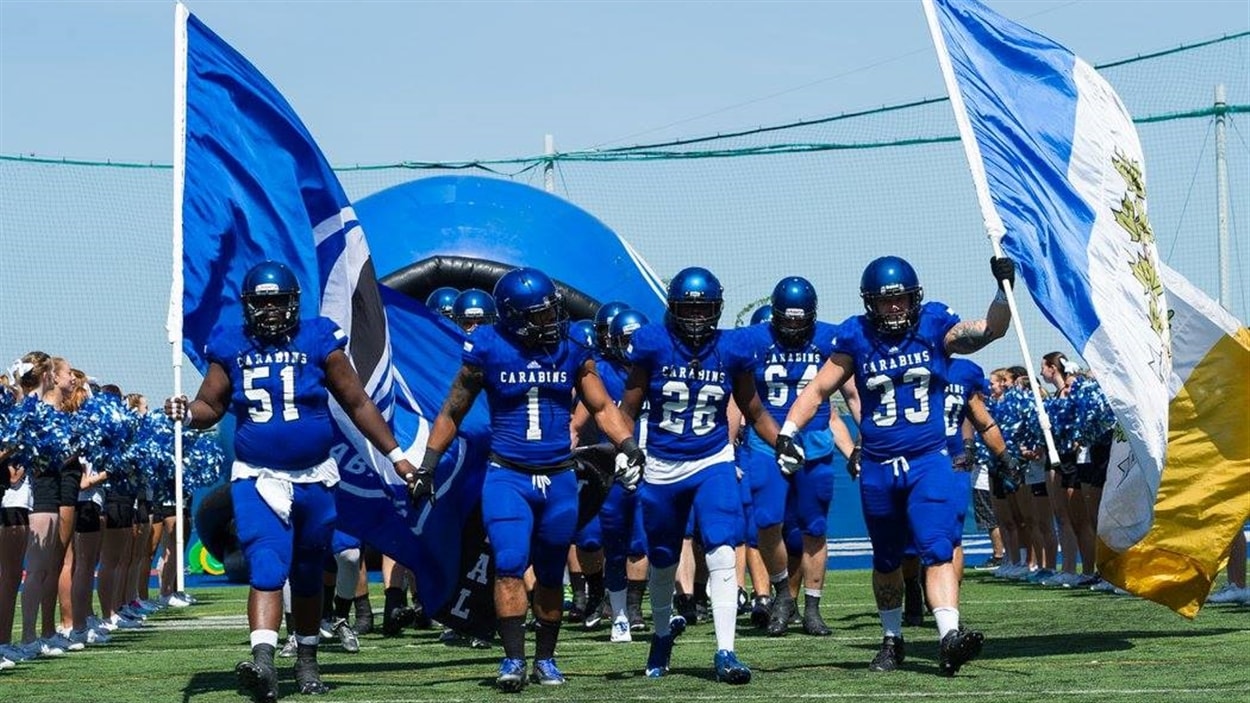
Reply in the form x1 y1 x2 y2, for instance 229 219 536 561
667 299 722 348
243 290 300 339
862 286 923 335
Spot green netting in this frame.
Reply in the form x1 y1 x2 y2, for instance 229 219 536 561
2 33 1245 397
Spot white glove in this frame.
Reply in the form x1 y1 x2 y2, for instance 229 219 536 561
615 438 644 492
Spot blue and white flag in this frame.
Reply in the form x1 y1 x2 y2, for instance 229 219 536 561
173 6 488 612
923 0 1171 551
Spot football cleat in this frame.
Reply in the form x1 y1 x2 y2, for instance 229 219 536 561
750 594 771 629
644 632 678 678
869 635 905 672
937 627 984 677
610 616 632 643
529 658 567 686
496 657 527 692
766 594 796 637
236 644 279 703
294 645 329 695
802 607 832 637
713 649 752 685
332 618 359 654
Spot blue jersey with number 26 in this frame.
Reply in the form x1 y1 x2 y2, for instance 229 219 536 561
625 324 756 462
464 325 590 467
206 317 347 471
831 302 960 460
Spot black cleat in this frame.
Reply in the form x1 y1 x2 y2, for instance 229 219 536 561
627 604 648 632
352 596 374 635
937 627 984 677
737 587 750 616
582 593 604 629
236 644 279 703
749 595 771 629
802 607 832 636
381 606 415 637
766 595 796 637
674 594 698 626
868 635 905 672
294 644 330 694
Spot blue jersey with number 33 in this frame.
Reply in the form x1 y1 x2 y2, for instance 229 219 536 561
464 325 590 467
625 324 756 462
832 302 960 460
206 317 347 471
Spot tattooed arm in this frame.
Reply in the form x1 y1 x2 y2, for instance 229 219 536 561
944 295 1011 356
422 363 485 458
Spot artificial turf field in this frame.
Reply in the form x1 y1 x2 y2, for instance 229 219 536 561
8 568 1250 702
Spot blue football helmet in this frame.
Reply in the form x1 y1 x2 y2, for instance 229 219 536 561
241 261 301 338
750 304 773 326
608 309 649 359
593 301 629 357
666 267 723 347
569 319 596 349
860 256 923 335
771 276 818 347
493 267 568 346
452 288 497 330
426 286 460 319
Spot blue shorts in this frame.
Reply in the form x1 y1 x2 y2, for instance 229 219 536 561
231 479 336 597
858 451 963 573
331 529 361 555
574 514 603 551
787 452 834 539
640 461 744 569
480 464 579 587
740 440 787 530
599 483 647 591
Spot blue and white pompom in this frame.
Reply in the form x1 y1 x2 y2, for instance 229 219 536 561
1042 394 1079 455
0 386 16 449
74 393 138 475
125 412 175 484
1069 375 1117 446
183 430 226 489
5 396 77 475
989 386 1041 455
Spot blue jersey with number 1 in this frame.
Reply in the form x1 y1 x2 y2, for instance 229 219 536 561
205 317 347 471
625 324 756 462
831 302 960 460
463 325 590 467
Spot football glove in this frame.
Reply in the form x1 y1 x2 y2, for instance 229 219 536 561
993 452 1022 495
846 445 862 480
991 256 1016 289
776 434 805 476
615 438 644 491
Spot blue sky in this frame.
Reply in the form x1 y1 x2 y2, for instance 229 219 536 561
2 1 1245 163
1 1 1246 398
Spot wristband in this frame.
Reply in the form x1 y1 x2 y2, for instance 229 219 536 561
780 420 799 438
618 437 639 456
386 447 405 464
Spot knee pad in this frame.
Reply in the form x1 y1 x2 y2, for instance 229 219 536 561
705 544 736 574
335 547 361 569
493 548 528 580
920 538 956 567
248 548 288 592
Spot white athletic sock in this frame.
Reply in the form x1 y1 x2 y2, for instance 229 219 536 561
879 608 903 638
933 606 960 639
608 588 627 619
251 629 279 649
707 545 738 652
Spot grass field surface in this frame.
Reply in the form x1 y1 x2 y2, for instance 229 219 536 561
6 569 1250 702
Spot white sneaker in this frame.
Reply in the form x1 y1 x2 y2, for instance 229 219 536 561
1207 583 1250 604
0 656 13 670
31 639 66 658
610 616 632 643
162 592 192 608
71 627 109 646
279 634 298 658
47 633 84 652
0 645 26 663
111 613 144 629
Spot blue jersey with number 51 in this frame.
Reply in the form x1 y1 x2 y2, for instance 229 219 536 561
206 317 347 471
832 302 959 460
464 325 590 467
625 324 756 462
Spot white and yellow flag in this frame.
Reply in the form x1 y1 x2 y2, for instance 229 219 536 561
1098 265 1250 617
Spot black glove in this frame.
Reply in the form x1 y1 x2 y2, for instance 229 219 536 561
407 451 440 505
615 437 645 491
846 446 862 480
775 434 805 475
991 256 1016 290
993 452 1022 494
962 439 978 471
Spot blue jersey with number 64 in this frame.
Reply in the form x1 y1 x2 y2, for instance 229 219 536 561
206 317 347 471
625 324 756 462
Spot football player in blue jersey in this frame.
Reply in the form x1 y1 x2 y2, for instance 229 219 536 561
452 288 498 333
571 308 652 641
619 266 781 685
735 276 849 637
415 268 643 692
165 261 417 703
426 286 460 319
775 255 1017 677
